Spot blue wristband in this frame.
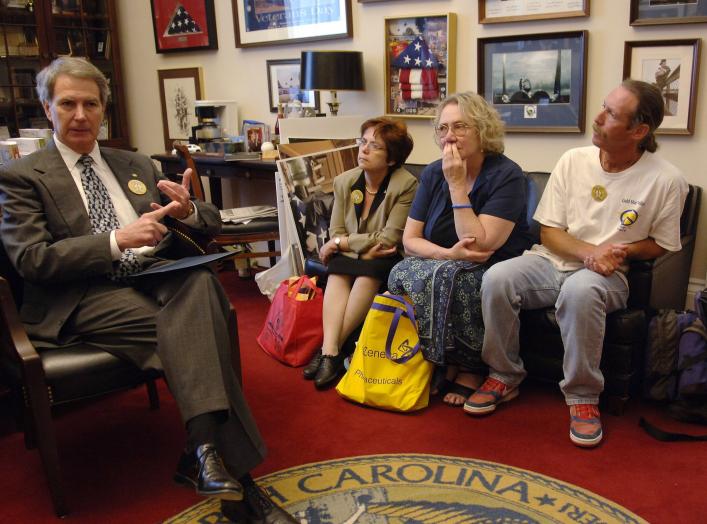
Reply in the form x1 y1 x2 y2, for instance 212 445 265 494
451 204 473 209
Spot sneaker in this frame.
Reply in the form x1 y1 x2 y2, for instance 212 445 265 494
569 404 603 448
463 377 518 415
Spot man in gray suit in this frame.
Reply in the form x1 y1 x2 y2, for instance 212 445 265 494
0 57 295 523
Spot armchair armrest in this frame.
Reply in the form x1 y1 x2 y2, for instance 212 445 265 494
626 232 696 310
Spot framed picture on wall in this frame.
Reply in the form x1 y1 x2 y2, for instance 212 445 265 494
630 0 707 26
623 39 701 135
157 67 203 151
266 59 320 113
384 13 457 119
150 0 218 53
479 0 589 24
232 0 352 48
478 31 588 133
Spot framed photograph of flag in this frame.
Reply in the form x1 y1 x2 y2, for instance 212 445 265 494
623 39 701 135
151 0 218 53
478 31 587 133
232 0 353 48
384 14 457 118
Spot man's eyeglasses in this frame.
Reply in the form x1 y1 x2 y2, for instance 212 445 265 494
434 122 472 138
356 138 385 152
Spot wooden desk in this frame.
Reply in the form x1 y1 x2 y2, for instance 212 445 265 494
151 153 277 209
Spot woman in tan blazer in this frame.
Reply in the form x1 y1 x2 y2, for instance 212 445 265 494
303 117 418 388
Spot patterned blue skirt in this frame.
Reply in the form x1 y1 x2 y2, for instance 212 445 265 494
387 256 488 369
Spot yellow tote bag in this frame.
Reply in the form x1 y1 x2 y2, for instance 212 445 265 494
336 294 433 412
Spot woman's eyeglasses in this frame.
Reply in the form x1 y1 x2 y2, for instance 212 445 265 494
434 122 472 138
356 138 385 151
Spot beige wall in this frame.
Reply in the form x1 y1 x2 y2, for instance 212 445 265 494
118 0 707 289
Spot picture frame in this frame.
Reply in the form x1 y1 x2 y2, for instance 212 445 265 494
232 0 352 48
266 59 321 114
243 122 270 152
623 39 701 135
384 13 457 119
157 67 203 152
479 0 589 24
630 0 707 26
150 0 218 53
478 31 588 133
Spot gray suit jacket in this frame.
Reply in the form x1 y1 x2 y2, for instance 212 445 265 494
0 142 221 341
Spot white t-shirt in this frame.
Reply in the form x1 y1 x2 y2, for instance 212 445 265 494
527 145 688 271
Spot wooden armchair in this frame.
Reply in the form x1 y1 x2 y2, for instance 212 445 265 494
173 144 280 270
0 239 242 517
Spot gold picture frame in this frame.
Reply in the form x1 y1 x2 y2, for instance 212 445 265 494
479 0 589 24
384 13 456 119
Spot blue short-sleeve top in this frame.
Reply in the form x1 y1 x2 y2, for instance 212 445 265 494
408 154 533 263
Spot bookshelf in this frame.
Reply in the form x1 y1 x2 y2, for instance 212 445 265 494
0 0 130 148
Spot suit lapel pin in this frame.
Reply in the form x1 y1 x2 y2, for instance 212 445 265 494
128 179 147 195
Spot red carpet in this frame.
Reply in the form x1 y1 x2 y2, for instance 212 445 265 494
0 273 705 523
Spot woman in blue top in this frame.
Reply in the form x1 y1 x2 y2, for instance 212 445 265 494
388 92 533 406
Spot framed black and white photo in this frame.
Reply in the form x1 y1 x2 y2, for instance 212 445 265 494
624 39 701 135
478 31 588 133
266 59 320 113
157 68 203 151
630 0 707 26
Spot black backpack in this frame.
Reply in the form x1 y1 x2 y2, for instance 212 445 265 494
640 290 707 441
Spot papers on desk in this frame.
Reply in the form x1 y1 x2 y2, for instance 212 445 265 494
220 205 277 224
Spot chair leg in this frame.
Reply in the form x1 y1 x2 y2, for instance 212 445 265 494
146 379 160 410
268 240 277 267
24 379 68 517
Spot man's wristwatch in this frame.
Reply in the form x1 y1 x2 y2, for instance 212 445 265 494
334 236 342 251
182 201 195 219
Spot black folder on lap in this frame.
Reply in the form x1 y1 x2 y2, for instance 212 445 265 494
133 251 236 277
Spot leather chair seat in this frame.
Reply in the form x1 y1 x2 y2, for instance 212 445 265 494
39 345 160 405
220 217 279 236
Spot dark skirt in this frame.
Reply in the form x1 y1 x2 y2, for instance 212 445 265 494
327 253 402 282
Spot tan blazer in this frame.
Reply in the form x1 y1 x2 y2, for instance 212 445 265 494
328 166 418 258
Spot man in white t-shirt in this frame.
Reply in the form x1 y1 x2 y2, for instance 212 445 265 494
464 80 689 447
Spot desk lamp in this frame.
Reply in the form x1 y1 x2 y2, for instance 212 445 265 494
300 51 364 116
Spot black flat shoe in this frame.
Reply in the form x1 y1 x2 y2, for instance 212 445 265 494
173 443 244 501
314 353 345 389
303 350 323 380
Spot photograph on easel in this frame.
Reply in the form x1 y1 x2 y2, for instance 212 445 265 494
276 144 358 261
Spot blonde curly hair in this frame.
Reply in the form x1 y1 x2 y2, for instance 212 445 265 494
433 92 505 155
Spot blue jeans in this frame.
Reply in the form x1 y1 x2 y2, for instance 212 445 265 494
480 255 629 405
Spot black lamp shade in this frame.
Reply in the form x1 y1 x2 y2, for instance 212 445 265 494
300 51 364 91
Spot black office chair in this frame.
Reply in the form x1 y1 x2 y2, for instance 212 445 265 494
174 144 280 271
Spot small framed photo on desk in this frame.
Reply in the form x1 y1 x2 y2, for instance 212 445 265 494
243 123 269 153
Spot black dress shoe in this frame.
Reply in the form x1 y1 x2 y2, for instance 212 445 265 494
173 443 244 501
221 484 298 523
303 350 323 380
314 353 345 389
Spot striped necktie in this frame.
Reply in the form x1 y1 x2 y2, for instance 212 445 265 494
78 154 141 280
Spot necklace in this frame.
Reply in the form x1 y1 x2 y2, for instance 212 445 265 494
365 185 378 196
